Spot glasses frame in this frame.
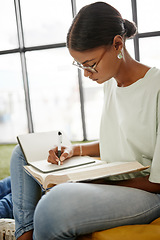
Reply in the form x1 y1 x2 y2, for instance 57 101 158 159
72 60 97 73
72 48 108 74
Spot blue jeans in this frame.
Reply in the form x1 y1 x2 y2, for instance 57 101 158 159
0 176 13 219
10 145 160 240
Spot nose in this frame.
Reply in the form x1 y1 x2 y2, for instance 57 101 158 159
84 69 92 78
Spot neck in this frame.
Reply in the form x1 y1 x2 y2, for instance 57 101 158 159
114 49 150 87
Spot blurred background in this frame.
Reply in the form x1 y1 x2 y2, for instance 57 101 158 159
0 0 160 144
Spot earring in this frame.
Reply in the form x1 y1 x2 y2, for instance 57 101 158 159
117 51 123 59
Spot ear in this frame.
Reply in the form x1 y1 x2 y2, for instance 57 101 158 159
113 35 123 51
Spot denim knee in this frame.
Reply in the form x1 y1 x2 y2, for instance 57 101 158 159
33 183 80 240
10 145 24 164
11 144 41 239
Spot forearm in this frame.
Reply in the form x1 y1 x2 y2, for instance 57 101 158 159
115 176 160 193
73 141 100 157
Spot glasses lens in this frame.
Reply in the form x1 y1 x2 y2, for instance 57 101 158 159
72 61 97 73
72 60 79 67
85 67 96 73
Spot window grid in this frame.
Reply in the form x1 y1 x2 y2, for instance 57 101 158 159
71 0 87 140
131 0 140 60
0 0 160 142
14 0 33 133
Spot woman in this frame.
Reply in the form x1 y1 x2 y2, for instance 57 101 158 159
10 2 160 240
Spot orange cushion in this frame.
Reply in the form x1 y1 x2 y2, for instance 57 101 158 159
77 218 160 240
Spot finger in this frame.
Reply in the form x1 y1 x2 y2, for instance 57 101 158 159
48 156 59 164
49 148 59 158
47 155 58 164
48 149 59 164
48 155 58 164
60 149 70 162
49 147 65 160
49 147 58 156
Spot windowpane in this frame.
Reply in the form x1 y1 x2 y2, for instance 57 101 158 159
26 48 83 141
81 76 104 141
125 39 134 59
20 0 73 47
76 0 132 21
137 0 160 33
0 0 19 50
139 37 160 68
0 54 28 143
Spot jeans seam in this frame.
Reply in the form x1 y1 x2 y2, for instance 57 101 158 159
68 202 160 232
14 147 28 226
51 202 160 240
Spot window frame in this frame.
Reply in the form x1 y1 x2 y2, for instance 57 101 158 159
0 0 160 142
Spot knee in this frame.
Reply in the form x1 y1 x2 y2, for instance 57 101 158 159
33 183 79 239
10 145 25 166
10 145 27 176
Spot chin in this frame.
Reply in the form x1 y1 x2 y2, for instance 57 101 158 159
96 78 108 84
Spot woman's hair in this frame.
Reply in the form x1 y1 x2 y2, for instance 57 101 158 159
67 2 137 51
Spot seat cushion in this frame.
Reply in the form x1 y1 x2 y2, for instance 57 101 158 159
77 217 160 240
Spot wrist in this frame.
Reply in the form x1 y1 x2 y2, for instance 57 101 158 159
73 144 83 156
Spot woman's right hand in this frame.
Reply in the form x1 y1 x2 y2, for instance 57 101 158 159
47 145 74 165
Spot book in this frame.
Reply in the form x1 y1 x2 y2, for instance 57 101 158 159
24 159 149 190
17 131 96 173
18 130 149 191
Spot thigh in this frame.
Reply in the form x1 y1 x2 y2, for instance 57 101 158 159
33 182 160 240
10 145 42 210
10 145 42 239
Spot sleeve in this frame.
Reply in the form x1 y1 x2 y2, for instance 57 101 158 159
149 125 160 183
149 92 160 183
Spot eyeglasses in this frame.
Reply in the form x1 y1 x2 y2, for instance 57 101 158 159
72 60 98 73
72 48 108 74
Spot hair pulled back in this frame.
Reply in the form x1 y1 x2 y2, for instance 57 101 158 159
67 2 137 51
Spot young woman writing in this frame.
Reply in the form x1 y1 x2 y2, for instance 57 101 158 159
10 2 160 239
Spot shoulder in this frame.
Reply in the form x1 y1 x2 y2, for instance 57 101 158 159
146 67 160 83
140 67 160 92
103 78 116 92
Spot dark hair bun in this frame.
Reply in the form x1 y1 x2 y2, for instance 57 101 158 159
123 19 137 39
67 2 138 51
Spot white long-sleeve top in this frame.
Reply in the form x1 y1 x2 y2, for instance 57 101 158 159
100 67 160 183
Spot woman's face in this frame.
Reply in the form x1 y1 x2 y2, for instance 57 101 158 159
69 44 122 84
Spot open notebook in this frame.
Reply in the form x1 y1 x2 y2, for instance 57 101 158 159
17 131 96 173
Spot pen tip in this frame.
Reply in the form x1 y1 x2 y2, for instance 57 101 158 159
58 131 62 135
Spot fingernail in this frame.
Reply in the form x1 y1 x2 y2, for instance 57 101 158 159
60 156 65 161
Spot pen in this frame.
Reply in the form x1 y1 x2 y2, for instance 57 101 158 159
57 131 62 165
